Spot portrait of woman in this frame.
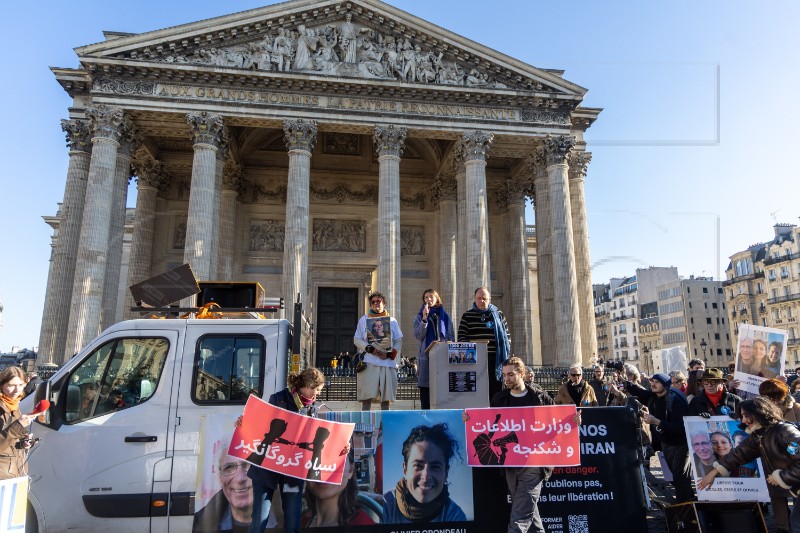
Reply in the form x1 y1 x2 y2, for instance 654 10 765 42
302 451 376 527
367 317 392 353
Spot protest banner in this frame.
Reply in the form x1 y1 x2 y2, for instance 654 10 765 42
684 416 769 502
0 476 27 533
464 405 580 467
735 323 788 395
228 395 354 484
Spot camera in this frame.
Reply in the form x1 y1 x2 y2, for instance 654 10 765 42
15 435 40 449
605 360 624 372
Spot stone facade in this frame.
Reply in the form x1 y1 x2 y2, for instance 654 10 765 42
40 0 600 365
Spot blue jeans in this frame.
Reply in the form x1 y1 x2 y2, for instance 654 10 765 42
249 481 304 533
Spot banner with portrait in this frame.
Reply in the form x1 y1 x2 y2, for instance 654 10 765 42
684 416 769 502
734 323 788 395
448 342 477 364
365 317 392 353
228 395 354 484
464 405 580 467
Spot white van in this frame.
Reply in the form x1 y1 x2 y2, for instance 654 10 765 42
23 317 296 532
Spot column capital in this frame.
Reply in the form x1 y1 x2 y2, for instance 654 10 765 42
542 134 576 167
527 150 548 180
431 175 458 207
373 125 407 158
569 151 592 180
496 177 532 211
86 105 125 142
187 111 225 148
61 119 92 153
133 158 170 191
283 119 318 153
461 130 494 162
117 116 142 158
223 162 245 194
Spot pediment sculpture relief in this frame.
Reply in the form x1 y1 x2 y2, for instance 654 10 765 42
151 14 514 89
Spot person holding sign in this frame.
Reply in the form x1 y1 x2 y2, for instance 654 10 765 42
354 292 404 411
241 367 326 533
413 289 454 410
697 397 800 532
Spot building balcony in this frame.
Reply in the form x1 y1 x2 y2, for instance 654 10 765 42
722 271 764 287
776 319 784 324
731 310 737 317
788 338 799 346
790 317 797 323
764 255 792 266
768 293 800 305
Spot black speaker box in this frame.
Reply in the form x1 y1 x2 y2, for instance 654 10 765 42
196 282 264 308
665 500 767 533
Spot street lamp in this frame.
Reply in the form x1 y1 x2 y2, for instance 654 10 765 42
700 338 708 366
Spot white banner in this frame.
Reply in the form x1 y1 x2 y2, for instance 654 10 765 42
0 476 28 532
684 416 769 502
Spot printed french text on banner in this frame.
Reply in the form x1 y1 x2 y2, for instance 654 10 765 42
228 395 355 484
465 405 580 467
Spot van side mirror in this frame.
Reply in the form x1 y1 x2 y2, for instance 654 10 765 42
33 380 51 426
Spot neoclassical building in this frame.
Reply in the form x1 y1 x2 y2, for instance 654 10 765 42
39 0 600 367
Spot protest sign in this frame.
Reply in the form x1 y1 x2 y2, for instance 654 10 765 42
228 395 354 484
465 405 580 467
735 323 788 395
684 416 769 502
0 476 27 533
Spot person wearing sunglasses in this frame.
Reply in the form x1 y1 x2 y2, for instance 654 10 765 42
354 292 404 411
554 365 598 407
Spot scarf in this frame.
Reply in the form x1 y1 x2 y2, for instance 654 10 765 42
419 304 451 349
705 389 724 408
567 381 586 406
0 394 20 413
291 388 318 417
368 309 389 318
472 303 510 381
393 478 449 522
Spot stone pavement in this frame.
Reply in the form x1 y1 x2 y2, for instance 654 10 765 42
644 457 777 533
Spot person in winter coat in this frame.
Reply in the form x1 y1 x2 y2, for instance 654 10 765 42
413 289 454 410
689 368 741 418
698 397 800 533
554 365 598 407
0 366 35 479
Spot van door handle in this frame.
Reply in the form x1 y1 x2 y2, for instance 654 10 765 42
125 435 157 443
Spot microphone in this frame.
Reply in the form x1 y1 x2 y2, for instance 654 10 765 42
29 400 51 416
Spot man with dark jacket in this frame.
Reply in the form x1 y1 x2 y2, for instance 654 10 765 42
625 372 694 502
465 356 561 533
588 366 610 406
689 368 741 418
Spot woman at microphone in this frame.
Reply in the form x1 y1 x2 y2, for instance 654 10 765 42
413 289 454 410
0 366 36 479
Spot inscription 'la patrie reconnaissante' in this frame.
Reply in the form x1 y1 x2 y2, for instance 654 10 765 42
153 83 518 121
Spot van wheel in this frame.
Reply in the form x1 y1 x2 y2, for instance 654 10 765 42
25 504 38 533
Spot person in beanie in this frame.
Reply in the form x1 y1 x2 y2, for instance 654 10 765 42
623 372 694 502
689 368 741 418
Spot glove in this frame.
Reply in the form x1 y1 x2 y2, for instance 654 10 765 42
699 412 711 419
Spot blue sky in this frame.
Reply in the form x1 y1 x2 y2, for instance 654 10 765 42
1 0 798 351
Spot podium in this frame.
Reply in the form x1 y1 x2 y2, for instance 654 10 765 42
428 341 490 409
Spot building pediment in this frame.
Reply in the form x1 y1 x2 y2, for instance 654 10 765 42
71 0 586 100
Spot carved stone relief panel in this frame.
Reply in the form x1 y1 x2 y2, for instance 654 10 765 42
249 220 285 252
323 132 360 155
401 225 425 256
173 221 187 249
312 219 366 253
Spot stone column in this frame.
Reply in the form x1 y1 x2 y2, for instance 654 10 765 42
544 135 582 366
123 159 169 318
209 128 229 280
531 151 556 366
282 119 317 310
433 175 458 320
184 112 225 284
64 106 125 359
218 162 243 282
498 178 535 362
101 119 137 330
570 151 597 365
37 119 92 364
373 125 407 321
462 131 493 293
454 147 469 311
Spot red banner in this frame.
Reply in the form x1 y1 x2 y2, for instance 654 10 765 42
465 405 580 467
228 395 355 484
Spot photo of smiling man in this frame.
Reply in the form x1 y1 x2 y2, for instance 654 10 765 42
381 410 473 524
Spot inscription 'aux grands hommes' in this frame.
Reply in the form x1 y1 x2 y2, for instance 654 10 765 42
155 83 519 121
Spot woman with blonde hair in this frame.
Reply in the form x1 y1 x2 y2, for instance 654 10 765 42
0 366 35 479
